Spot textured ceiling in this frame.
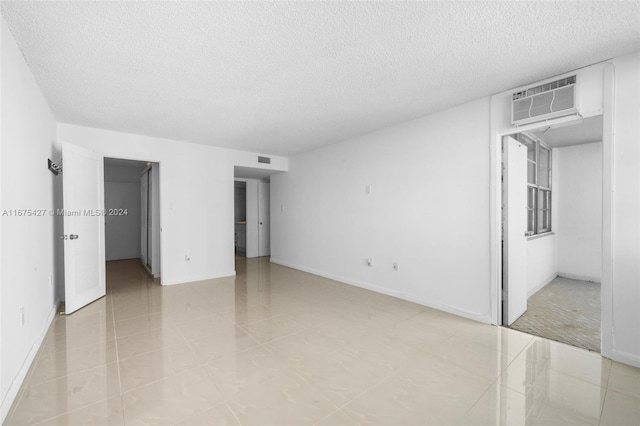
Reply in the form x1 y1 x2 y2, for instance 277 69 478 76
2 1 639 156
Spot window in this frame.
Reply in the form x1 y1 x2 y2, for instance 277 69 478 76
519 133 551 236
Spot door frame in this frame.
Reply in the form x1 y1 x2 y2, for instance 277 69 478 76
489 65 614 357
99 155 164 283
139 165 153 270
233 177 271 259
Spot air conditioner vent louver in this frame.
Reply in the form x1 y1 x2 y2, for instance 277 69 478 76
551 85 574 112
258 156 271 164
511 75 579 126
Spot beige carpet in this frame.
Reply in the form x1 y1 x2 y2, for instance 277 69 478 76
510 277 601 353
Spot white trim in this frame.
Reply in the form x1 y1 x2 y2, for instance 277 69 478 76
162 271 236 286
600 62 615 360
526 231 555 241
270 258 492 324
489 96 502 325
557 272 601 283
0 301 58 424
609 348 640 369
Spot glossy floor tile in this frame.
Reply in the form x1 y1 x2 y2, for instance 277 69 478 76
5 258 640 425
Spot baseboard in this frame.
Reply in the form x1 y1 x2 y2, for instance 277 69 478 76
557 272 601 283
527 273 558 298
161 271 237 286
608 347 640 368
269 258 492 324
0 300 59 423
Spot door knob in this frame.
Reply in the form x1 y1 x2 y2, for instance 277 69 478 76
69 234 79 240
61 235 68 240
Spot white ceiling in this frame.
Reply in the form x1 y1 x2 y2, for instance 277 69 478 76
530 115 603 148
2 1 639 156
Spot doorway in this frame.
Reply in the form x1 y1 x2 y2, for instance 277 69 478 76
234 181 247 256
501 116 604 352
62 145 165 314
233 172 272 260
104 158 160 278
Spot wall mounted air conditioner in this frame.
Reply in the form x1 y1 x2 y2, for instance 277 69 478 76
511 75 579 126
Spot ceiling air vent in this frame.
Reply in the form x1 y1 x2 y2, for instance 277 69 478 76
258 156 271 164
511 75 578 126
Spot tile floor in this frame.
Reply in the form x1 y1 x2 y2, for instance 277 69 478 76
510 277 601 353
5 257 640 425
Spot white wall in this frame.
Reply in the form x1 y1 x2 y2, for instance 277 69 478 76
555 142 602 282
271 98 493 322
526 235 557 297
57 124 288 285
104 164 142 261
1 19 59 422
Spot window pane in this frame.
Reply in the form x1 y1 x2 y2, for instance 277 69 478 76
537 208 546 232
528 210 535 233
528 162 536 184
527 142 536 161
543 210 550 230
545 210 550 230
537 190 551 233
528 187 537 233
546 190 551 209
528 187 536 209
538 146 551 188
538 190 547 209
539 146 550 168
539 167 550 188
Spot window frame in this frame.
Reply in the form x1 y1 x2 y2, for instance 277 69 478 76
520 133 552 236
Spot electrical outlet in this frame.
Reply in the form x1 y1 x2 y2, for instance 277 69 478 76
393 262 399 271
185 254 191 261
365 185 372 195
367 258 374 267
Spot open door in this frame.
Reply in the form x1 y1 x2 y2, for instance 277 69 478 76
63 142 106 314
503 136 528 325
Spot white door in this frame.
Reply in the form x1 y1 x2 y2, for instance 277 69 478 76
258 181 270 256
503 136 528 325
63 142 106 314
